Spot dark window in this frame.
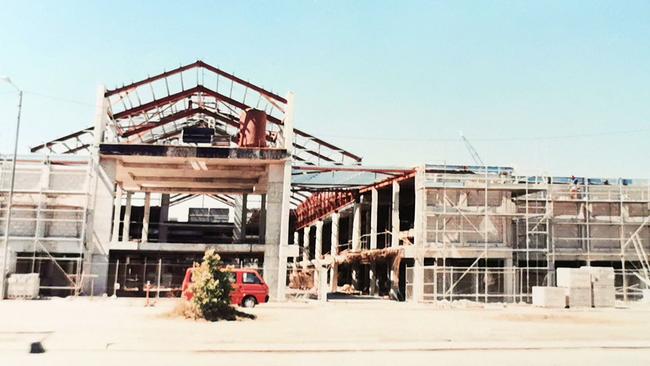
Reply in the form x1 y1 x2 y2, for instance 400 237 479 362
242 272 261 284
227 272 236 283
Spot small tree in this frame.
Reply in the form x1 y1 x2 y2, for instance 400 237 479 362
189 249 234 321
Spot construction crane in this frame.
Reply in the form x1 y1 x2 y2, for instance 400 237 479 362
459 131 485 167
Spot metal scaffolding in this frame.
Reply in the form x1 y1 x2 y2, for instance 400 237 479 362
0 155 92 295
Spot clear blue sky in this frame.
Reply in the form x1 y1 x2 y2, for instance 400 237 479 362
0 1 648 177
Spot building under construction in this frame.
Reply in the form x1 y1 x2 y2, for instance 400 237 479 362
1 61 648 302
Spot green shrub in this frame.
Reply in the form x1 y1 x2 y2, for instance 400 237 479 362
189 249 234 321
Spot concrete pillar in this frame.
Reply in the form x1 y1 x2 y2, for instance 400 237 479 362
370 188 378 249
234 193 248 243
369 189 379 296
352 202 361 251
302 227 310 264
263 161 291 301
159 193 170 243
111 184 123 243
293 231 300 264
391 181 400 247
315 220 323 260
330 212 340 292
351 201 362 291
504 257 514 302
122 191 132 242
141 192 151 244
369 264 377 296
259 194 267 244
318 266 328 302
411 166 426 302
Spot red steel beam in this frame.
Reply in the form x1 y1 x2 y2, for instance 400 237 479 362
105 60 287 104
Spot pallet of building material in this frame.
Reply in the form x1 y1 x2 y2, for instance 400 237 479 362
581 266 615 287
7 273 40 300
556 268 591 288
532 286 566 308
592 285 615 308
565 287 591 308
0 250 17 275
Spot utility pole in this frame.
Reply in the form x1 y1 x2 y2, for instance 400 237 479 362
0 77 23 299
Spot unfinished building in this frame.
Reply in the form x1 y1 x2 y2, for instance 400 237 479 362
1 61 359 300
292 165 650 302
1 60 649 303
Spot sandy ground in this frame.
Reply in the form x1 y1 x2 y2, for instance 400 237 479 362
1 297 650 365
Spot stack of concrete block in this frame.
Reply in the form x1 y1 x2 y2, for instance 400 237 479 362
7 273 40 299
556 268 591 308
0 250 17 276
532 286 566 308
582 266 615 308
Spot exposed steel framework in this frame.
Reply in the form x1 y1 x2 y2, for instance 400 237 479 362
31 60 362 167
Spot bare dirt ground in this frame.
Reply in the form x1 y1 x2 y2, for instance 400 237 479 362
1 297 650 365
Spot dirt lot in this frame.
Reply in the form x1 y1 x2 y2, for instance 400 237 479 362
1 297 650 365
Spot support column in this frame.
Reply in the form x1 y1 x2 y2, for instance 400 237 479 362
259 194 267 244
351 201 362 290
234 193 248 243
369 188 378 295
315 220 323 260
314 220 324 289
122 191 132 243
370 188 378 249
302 227 310 264
390 181 401 298
293 231 300 265
141 192 151 244
111 184 123 243
352 202 361 251
330 212 340 292
263 160 292 301
504 257 514 302
159 193 170 243
411 166 426 302
391 181 400 247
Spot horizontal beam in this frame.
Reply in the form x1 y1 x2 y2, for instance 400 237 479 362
133 187 255 194
131 175 259 185
119 161 267 172
121 168 263 179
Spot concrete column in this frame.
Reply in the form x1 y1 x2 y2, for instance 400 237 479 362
369 264 377 296
141 192 151 244
391 181 400 247
122 191 132 242
111 184 123 243
259 194 267 244
390 257 400 300
330 213 340 292
504 257 514 302
411 166 426 302
293 231 300 264
315 220 323 260
302 227 310 264
370 188 378 249
263 161 292 301
159 193 170 243
369 189 378 296
352 202 361 251
234 193 248 243
351 201 362 291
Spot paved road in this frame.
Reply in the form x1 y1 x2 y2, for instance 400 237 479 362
1 298 649 365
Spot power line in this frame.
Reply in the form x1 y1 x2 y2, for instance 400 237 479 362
316 127 650 143
22 90 97 108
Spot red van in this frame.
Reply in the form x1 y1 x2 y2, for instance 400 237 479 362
181 268 269 308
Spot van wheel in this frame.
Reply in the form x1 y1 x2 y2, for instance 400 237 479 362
242 296 256 308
